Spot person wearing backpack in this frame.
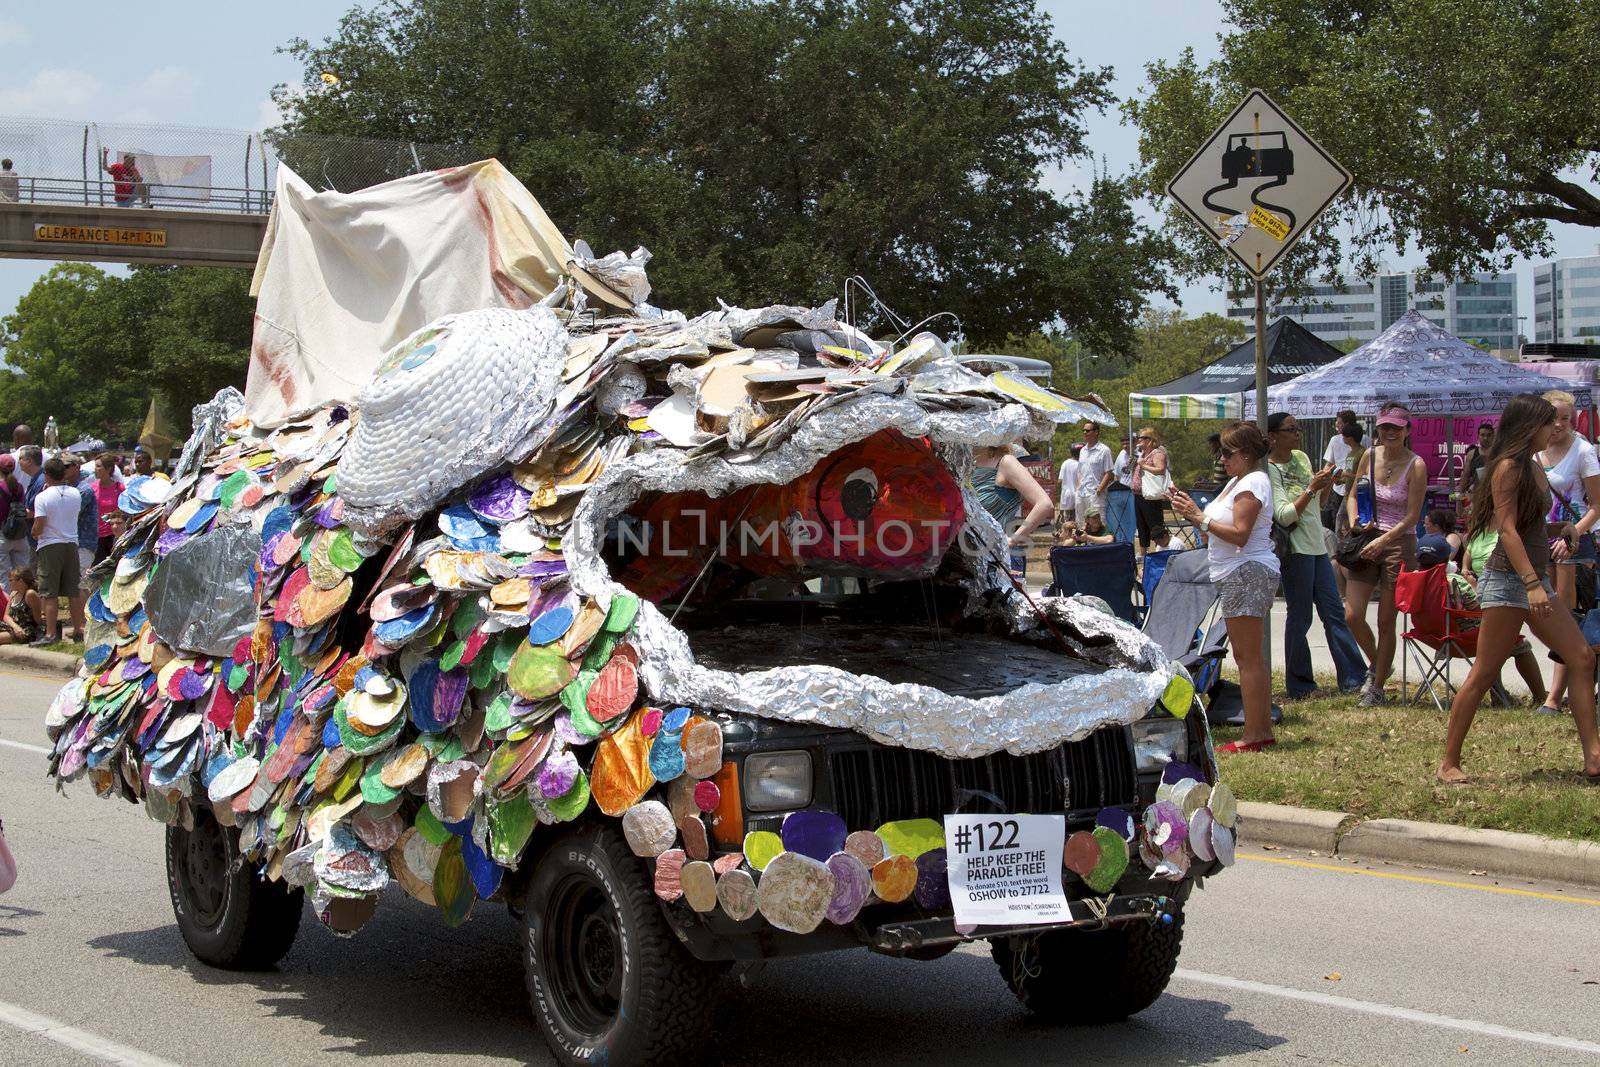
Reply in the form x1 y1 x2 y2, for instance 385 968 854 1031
0 455 30 594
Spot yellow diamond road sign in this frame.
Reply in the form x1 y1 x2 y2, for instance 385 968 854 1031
1166 89 1351 279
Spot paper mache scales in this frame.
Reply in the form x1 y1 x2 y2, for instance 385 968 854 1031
40 285 1168 939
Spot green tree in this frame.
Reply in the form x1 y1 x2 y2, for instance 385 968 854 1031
1124 0 1600 289
0 265 252 443
1070 309 1248 483
275 0 1173 352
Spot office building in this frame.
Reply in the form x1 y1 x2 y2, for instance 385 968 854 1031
1533 253 1600 344
1227 271 1519 349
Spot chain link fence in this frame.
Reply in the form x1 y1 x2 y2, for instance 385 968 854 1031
0 115 475 214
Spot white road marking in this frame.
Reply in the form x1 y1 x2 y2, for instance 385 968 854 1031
1175 969 1600 1056
0 998 183 1066
0 737 49 755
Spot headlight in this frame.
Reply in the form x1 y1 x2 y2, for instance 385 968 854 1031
742 751 814 811
1131 718 1187 773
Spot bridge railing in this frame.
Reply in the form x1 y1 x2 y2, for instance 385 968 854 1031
4 175 271 215
0 115 475 216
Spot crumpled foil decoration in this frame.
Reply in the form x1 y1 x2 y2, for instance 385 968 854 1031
175 386 246 482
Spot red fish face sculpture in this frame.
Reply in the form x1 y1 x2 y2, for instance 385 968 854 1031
617 430 966 601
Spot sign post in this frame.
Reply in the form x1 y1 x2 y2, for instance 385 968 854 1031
1167 89 1352 679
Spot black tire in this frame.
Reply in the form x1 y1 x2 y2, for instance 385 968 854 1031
990 906 1185 1023
165 808 303 970
523 824 719 1067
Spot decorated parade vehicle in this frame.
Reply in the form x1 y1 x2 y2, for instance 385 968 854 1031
41 164 1234 1067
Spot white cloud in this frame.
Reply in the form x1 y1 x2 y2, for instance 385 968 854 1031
135 65 198 101
0 19 28 46
0 67 104 118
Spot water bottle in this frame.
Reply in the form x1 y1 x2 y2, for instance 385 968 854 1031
43 416 58 450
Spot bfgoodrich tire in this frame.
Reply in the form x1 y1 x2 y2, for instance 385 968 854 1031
524 824 719 1067
165 808 303 969
990 906 1185 1023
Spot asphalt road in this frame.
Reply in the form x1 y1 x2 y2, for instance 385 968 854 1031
3 666 1598 1066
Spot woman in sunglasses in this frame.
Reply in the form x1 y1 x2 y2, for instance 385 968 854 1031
1344 402 1427 708
1169 422 1279 752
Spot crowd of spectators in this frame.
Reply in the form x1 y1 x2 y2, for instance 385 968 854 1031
0 422 165 646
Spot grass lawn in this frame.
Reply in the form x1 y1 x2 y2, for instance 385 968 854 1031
1211 684 1600 844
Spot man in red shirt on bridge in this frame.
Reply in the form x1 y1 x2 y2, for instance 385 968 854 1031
101 148 150 207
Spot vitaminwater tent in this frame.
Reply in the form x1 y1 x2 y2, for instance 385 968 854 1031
1128 317 1343 421
1247 310 1591 417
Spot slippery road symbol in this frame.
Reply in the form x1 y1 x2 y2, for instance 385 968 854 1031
1203 132 1297 233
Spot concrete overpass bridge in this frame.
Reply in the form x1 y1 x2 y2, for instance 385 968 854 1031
0 115 468 270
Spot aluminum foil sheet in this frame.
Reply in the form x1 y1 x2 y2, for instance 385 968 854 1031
143 523 263 656
337 307 569 535
564 387 1178 759
569 241 653 308
175 386 246 482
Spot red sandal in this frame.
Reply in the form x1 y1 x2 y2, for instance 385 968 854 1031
1216 738 1277 754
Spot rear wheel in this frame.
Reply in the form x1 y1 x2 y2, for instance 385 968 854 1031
165 808 303 969
523 824 719 1066
990 906 1185 1023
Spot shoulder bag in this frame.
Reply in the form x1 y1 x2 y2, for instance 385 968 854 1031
1266 460 1297 564
1139 448 1172 500
1333 455 1381 568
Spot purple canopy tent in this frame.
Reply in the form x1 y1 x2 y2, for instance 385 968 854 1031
1245 310 1591 417
1245 310 1592 486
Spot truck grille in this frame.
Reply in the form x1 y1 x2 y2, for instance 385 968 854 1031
823 727 1137 830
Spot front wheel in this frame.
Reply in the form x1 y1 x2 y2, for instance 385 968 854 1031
523 824 719 1067
990 906 1185 1023
165 808 303 969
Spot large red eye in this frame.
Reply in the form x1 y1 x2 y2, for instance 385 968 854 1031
839 468 878 521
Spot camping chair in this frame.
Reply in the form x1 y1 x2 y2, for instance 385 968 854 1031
1140 548 1282 727
1046 542 1138 624
1140 548 1228 699
1138 548 1183 618
1395 564 1495 712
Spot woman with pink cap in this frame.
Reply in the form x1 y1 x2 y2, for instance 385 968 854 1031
1343 402 1428 707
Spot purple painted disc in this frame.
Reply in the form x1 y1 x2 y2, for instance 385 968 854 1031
781 810 847 862
913 848 950 910
825 852 872 925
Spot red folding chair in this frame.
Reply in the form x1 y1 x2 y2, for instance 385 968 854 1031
1395 564 1485 712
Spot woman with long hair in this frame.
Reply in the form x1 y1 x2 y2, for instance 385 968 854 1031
1533 389 1600 715
1344 402 1428 707
1169 422 1280 752
1439 393 1600 785
1131 426 1172 553
971 443 1054 579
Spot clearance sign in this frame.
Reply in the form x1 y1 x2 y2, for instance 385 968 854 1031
34 223 167 247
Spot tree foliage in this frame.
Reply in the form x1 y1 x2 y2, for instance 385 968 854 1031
274 0 1174 352
1073 309 1247 481
0 265 253 443
1124 0 1600 291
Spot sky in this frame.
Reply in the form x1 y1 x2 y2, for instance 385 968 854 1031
0 1 1595 343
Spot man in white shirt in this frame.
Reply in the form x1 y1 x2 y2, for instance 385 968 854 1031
31 456 85 644
0 159 18 203
1076 422 1114 520
1056 443 1081 523
1113 444 1134 489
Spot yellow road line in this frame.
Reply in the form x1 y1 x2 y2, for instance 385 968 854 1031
1239 852 1600 906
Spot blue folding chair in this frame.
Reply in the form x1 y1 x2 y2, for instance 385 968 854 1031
1046 542 1138 624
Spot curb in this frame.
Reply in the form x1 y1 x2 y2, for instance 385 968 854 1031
1237 800 1600 889
0 645 78 679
